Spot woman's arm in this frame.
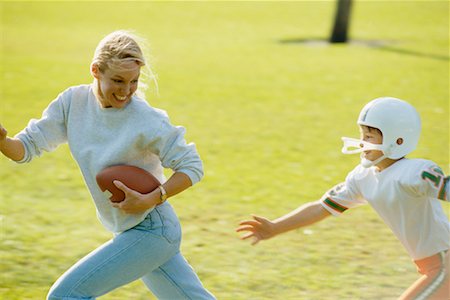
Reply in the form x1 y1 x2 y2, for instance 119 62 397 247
112 172 193 214
112 113 203 214
0 125 25 161
159 171 193 199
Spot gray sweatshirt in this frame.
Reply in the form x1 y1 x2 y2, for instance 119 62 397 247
16 84 203 233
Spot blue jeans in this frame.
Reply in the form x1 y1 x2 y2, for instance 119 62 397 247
47 203 215 300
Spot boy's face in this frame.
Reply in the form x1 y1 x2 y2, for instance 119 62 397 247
359 126 383 163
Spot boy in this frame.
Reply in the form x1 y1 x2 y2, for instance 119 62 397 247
237 97 449 299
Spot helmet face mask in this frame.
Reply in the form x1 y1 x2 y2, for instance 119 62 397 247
342 97 421 168
341 137 385 154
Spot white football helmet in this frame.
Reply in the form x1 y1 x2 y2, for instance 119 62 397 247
341 97 421 168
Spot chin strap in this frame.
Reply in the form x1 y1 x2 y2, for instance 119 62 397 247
360 154 387 168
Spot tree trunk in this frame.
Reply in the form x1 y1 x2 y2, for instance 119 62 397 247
330 0 353 43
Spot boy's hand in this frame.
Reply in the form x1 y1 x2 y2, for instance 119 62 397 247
110 180 160 214
236 215 276 245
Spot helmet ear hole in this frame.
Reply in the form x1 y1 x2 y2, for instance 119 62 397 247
396 138 404 145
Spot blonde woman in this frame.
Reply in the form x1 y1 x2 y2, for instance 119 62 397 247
0 30 215 300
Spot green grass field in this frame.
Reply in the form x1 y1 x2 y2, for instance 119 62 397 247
1 1 448 299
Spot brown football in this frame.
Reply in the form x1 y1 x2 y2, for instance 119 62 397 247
96 165 161 202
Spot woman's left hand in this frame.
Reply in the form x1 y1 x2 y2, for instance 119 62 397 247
111 180 160 214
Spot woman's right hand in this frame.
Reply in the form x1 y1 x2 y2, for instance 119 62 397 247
236 215 277 245
0 124 25 161
0 124 7 145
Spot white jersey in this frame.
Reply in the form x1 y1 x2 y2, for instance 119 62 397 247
320 158 450 260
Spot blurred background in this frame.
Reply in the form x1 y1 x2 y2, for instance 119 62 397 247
1 1 448 299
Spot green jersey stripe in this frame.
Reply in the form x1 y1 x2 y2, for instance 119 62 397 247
438 176 448 201
324 198 348 213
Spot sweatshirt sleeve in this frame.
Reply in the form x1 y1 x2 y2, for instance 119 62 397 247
14 89 70 163
150 117 204 185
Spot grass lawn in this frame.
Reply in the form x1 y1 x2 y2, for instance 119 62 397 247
1 1 448 299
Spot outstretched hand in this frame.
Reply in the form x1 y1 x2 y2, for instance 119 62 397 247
0 124 7 144
111 180 159 214
236 215 277 245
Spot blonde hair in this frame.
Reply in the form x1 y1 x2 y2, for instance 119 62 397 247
92 30 158 98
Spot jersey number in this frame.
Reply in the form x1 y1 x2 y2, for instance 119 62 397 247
421 169 443 187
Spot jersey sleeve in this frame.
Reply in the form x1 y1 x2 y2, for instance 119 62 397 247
413 163 449 201
320 171 367 216
442 176 449 201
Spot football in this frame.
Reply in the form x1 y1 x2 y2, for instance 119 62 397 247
96 165 161 202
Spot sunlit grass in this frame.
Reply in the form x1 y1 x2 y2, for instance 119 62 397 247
1 1 448 299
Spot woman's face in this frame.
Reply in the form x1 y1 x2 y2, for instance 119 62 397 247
93 61 141 108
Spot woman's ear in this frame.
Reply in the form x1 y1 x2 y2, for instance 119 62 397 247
91 63 100 79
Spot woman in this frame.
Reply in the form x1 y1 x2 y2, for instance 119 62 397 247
0 30 215 300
